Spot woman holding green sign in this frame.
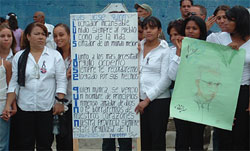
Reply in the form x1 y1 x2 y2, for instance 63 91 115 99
206 5 250 150
168 15 208 150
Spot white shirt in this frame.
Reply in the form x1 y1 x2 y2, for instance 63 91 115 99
8 47 67 111
206 32 250 85
6 49 14 62
139 39 172 101
45 23 56 49
168 46 181 81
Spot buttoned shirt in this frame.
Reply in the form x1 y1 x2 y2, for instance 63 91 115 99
139 39 172 101
207 32 250 85
8 46 67 111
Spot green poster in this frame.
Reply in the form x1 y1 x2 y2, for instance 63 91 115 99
170 37 246 130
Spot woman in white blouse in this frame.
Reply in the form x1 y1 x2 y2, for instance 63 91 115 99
2 22 67 150
134 16 172 150
206 6 250 150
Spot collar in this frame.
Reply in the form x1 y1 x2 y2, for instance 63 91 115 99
6 49 13 60
41 46 50 56
141 38 168 49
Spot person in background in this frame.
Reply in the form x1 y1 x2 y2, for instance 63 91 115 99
2 22 67 150
134 3 166 40
0 23 15 151
53 23 73 151
33 11 56 49
6 12 23 52
138 19 144 41
179 0 193 20
206 6 250 150
134 3 152 21
168 16 207 151
0 17 6 25
189 4 216 35
135 16 172 150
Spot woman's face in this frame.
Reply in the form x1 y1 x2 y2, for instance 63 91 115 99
170 27 181 46
27 26 46 49
185 20 200 39
216 10 228 32
53 26 70 49
143 24 161 42
226 18 236 34
0 28 13 50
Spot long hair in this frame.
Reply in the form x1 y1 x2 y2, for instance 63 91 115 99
0 23 17 54
182 16 207 40
226 5 250 40
54 23 70 57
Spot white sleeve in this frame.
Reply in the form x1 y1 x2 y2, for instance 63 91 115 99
168 55 180 81
55 54 67 95
146 52 172 101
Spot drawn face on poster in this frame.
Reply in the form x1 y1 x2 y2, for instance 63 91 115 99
195 65 221 110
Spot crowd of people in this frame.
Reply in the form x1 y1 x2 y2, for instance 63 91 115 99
0 0 249 151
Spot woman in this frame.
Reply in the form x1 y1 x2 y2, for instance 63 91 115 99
0 23 14 151
6 12 23 52
53 23 73 151
206 6 250 150
2 22 67 150
134 16 172 150
168 16 207 150
167 19 184 81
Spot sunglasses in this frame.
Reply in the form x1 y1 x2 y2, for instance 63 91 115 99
188 12 197 16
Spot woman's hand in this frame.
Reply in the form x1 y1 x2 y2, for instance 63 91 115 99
53 103 64 115
175 36 184 57
1 105 12 121
135 98 150 114
228 42 240 50
206 15 217 31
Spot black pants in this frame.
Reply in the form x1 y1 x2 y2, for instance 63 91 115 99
140 98 170 151
102 138 132 151
216 85 249 150
13 106 53 151
55 104 73 151
174 118 205 151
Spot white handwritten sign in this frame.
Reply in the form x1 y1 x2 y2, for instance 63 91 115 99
70 13 140 138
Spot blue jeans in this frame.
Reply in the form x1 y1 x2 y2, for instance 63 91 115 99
0 117 10 151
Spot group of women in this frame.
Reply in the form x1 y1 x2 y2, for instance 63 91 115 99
0 21 73 150
0 4 249 151
135 5 249 151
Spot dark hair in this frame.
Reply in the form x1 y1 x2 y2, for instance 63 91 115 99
142 16 161 29
213 5 230 16
18 22 48 86
8 15 18 30
226 5 250 40
180 0 193 7
182 16 207 40
167 19 184 35
54 23 70 56
0 17 5 24
22 22 48 50
0 23 17 54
